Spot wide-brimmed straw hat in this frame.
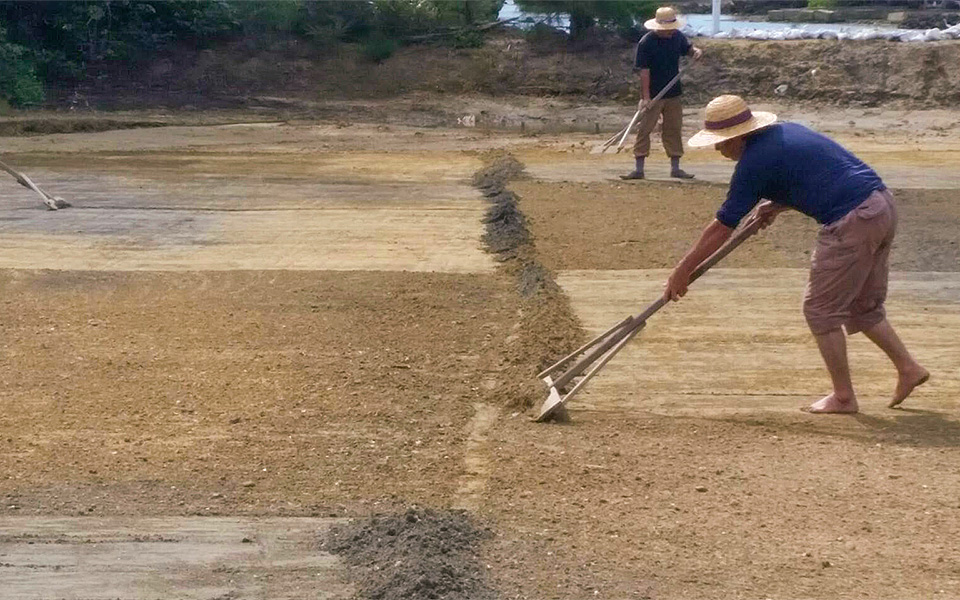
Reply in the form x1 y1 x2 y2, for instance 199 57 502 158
644 6 685 31
688 95 778 148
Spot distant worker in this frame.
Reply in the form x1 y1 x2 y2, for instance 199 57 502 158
621 6 702 181
663 95 929 413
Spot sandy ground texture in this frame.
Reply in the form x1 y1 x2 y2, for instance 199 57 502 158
0 104 958 599
1 516 349 599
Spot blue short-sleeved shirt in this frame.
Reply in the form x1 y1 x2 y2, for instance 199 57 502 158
716 122 885 228
635 31 691 99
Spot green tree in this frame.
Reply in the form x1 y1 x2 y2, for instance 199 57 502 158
515 0 657 39
428 0 504 25
0 29 43 107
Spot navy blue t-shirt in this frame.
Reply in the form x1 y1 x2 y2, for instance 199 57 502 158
634 31 692 99
716 123 885 228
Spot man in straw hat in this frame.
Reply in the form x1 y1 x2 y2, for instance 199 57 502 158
621 6 702 181
663 95 929 413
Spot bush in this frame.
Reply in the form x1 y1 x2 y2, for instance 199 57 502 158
808 0 837 8
450 29 485 49
362 34 397 62
0 33 44 107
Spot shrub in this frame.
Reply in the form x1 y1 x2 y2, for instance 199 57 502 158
362 34 397 63
0 33 44 107
808 0 837 9
450 29 485 49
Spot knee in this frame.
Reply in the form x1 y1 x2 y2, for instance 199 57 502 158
803 299 844 336
847 302 886 335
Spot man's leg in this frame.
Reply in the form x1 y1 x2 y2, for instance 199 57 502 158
862 319 929 408
621 102 663 180
845 190 929 407
803 219 874 413
662 97 693 179
808 328 859 413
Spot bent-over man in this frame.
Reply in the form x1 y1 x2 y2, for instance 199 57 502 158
664 94 929 413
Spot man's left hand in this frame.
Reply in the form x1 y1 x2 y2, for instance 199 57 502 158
664 267 692 302
691 47 703 61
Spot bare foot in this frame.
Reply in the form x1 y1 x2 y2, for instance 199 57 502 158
889 367 930 408
804 393 859 414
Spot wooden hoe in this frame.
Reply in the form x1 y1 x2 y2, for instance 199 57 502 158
535 210 766 422
0 158 71 211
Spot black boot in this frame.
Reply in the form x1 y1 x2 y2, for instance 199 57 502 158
670 156 695 179
620 156 645 180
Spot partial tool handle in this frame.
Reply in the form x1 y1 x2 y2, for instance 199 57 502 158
688 212 764 285
629 211 764 324
545 211 763 391
614 67 686 151
0 159 27 185
537 315 633 380
628 211 763 332
0 158 62 210
613 108 644 150
0 158 43 195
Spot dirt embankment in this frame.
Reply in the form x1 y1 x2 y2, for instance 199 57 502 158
65 32 960 110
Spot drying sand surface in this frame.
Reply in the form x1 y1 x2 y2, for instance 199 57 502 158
1 102 959 600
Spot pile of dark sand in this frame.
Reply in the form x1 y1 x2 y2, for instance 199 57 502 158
472 154 526 195
322 508 496 600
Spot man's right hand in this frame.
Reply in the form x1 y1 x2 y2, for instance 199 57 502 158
637 98 650 111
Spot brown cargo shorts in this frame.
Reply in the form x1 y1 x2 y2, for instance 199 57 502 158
803 188 897 336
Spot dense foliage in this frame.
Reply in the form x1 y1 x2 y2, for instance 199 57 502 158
0 0 504 107
515 0 658 39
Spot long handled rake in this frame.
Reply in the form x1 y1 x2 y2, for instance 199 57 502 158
590 67 686 155
0 158 71 210
536 210 766 422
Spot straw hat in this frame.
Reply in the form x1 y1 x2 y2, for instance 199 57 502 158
644 6 685 31
687 95 778 148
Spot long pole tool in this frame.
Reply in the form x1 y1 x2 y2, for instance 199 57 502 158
0 158 71 210
536 210 765 422
590 66 686 155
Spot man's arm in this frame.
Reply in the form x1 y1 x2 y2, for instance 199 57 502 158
635 34 651 107
679 32 701 61
664 219 733 301
639 69 651 104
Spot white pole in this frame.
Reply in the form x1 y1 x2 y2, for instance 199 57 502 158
712 0 721 34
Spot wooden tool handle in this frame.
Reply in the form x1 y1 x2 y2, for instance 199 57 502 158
628 212 763 326
614 68 685 150
688 213 763 285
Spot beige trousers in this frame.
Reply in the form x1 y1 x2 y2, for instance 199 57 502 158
632 96 684 158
